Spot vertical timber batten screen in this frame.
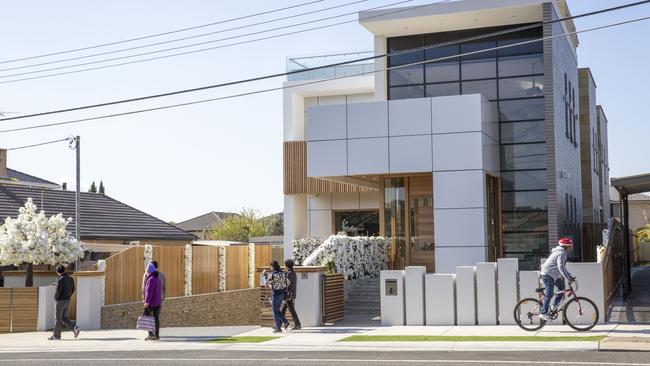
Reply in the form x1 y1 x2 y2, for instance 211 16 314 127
0 287 38 332
226 245 249 291
104 246 145 305
152 246 185 298
192 246 220 295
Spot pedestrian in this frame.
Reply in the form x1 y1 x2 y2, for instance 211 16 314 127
262 260 289 333
142 260 166 301
48 264 80 340
143 262 163 340
280 259 301 330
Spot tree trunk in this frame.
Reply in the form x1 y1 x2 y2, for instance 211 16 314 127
25 263 34 287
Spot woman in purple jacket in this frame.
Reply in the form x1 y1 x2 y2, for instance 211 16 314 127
143 262 163 340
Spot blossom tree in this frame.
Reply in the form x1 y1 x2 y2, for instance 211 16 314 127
0 198 85 287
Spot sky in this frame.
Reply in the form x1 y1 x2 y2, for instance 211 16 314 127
0 0 648 223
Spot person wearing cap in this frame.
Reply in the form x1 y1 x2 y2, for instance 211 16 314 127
539 237 576 322
49 264 80 340
143 262 163 340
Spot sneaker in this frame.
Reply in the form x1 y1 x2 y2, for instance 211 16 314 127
272 328 282 333
73 326 80 339
291 325 302 330
151 336 160 341
539 313 549 322
47 336 61 341
283 321 290 330
145 335 154 341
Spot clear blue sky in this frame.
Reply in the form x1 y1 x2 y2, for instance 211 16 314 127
0 0 648 223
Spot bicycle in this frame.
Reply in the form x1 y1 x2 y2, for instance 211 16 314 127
514 278 599 331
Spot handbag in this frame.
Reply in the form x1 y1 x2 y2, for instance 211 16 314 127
136 314 156 332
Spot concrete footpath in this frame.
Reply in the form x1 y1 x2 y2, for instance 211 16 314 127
1 322 649 353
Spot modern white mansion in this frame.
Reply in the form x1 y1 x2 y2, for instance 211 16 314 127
282 0 610 273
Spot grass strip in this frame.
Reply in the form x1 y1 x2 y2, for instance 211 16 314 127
339 335 605 342
208 336 280 343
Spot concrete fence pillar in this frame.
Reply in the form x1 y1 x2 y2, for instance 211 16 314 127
476 262 497 325
497 258 518 325
405 266 426 326
73 272 105 330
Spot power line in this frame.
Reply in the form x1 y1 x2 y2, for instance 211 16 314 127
1 15 647 135
0 0 325 65
0 0 442 85
0 0 369 73
0 0 645 122
5 137 69 150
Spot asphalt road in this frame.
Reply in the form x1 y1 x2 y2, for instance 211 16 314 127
1 350 649 366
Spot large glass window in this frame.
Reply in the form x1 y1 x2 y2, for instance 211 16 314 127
498 54 544 77
499 98 545 121
389 85 425 100
501 170 546 191
499 76 544 99
334 211 379 237
426 82 460 97
500 143 546 170
462 79 497 100
500 121 545 144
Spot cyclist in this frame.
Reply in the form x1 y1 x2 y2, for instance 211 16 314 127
539 237 576 322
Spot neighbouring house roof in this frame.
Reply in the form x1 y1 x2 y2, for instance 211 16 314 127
0 185 196 241
175 211 238 232
0 168 60 189
610 186 650 203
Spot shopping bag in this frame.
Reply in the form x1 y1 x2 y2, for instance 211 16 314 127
136 314 156 332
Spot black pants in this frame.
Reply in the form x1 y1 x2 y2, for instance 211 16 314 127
280 299 301 327
53 299 76 339
144 306 160 337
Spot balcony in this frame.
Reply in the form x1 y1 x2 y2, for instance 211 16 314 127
286 51 375 82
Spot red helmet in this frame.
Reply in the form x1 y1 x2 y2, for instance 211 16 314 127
558 237 573 246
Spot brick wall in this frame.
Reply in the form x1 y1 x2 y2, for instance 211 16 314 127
101 288 260 329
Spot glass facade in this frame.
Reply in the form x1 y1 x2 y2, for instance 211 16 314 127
387 25 546 269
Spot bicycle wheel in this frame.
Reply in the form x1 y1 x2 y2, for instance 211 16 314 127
563 296 599 331
514 297 545 331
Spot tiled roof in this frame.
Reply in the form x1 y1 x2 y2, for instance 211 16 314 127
0 185 196 241
175 211 238 232
609 186 650 202
1 168 59 187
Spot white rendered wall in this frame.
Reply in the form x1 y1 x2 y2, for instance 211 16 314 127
37 285 56 331
294 271 323 327
284 195 307 260
455 266 477 326
497 258 519 325
425 274 456 326
476 262 497 325
566 263 605 324
75 275 104 330
405 266 426 325
3 274 58 288
380 270 405 326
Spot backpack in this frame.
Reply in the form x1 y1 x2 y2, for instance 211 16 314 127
269 271 289 291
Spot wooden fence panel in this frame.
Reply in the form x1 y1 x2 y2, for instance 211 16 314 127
153 246 185 298
10 288 38 332
68 275 77 320
226 245 249 291
192 246 220 295
0 288 9 332
104 246 145 305
254 245 271 288
322 273 344 324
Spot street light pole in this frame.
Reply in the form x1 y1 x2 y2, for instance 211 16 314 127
75 135 80 242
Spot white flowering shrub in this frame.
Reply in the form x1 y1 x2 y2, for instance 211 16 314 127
299 235 388 280
248 243 255 288
0 198 84 266
144 244 153 270
293 237 324 265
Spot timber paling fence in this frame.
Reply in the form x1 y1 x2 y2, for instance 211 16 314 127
104 244 279 305
0 287 38 333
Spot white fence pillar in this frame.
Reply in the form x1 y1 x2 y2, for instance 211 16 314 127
380 270 405 326
405 266 426 326
476 262 497 325
74 272 105 330
497 258 518 325
37 285 56 331
425 274 456 325
455 266 476 326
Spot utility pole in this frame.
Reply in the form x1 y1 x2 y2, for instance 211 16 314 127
68 136 81 269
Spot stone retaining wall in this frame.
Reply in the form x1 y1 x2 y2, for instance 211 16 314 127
101 288 260 329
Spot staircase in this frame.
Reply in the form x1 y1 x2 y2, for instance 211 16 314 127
344 277 380 316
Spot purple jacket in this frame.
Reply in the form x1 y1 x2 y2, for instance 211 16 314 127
144 273 163 307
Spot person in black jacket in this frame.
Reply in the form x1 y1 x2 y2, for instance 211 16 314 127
49 265 80 340
280 259 301 330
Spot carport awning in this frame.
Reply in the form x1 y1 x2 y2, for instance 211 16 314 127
611 173 650 195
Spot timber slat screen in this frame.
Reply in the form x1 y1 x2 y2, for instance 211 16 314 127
322 273 344 324
153 246 185 298
254 246 271 288
0 287 38 332
259 287 292 327
602 223 625 317
68 275 78 320
226 245 249 291
104 246 145 305
192 246 220 295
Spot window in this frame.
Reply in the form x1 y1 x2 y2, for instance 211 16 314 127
502 191 547 211
499 98 545 121
389 85 425 100
500 120 545 143
500 143 546 170
501 170 546 191
499 76 544 99
462 79 497 100
498 54 543 77
565 193 569 222
334 211 380 237
426 82 460 97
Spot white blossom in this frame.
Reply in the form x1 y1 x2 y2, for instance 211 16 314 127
0 198 84 266
295 235 388 280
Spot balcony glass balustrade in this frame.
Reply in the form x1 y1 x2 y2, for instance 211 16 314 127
286 51 375 81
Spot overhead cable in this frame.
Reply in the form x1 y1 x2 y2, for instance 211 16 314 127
1 15 647 135
0 0 645 122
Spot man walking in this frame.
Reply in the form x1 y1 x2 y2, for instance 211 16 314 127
280 259 302 330
49 265 80 340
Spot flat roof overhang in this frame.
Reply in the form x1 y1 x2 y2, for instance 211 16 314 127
359 0 578 47
611 173 650 195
